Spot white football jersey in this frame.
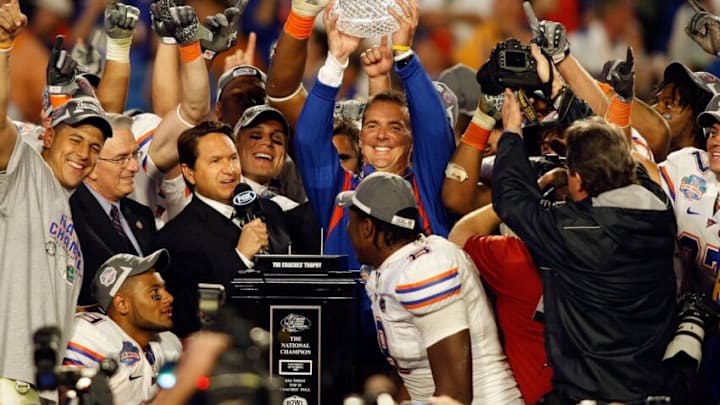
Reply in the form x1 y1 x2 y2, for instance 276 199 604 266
365 235 522 404
129 113 190 229
659 146 720 300
63 312 182 405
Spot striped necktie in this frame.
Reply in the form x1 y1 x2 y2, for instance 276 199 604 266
110 205 130 244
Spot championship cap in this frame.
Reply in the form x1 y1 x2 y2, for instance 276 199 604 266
335 172 418 230
433 81 459 130
662 62 720 96
216 64 267 103
233 104 289 137
49 96 113 139
92 249 170 312
698 94 720 129
437 63 482 117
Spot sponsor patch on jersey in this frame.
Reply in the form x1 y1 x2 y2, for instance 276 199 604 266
379 297 386 312
680 175 707 201
409 247 430 261
98 267 117 287
120 341 141 366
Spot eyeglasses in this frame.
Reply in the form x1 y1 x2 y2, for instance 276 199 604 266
97 151 142 167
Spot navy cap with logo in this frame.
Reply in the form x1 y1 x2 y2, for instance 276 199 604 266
335 172 418 230
92 249 170 312
49 96 113 139
216 65 267 103
233 104 289 138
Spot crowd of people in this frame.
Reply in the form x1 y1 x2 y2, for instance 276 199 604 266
4 0 720 404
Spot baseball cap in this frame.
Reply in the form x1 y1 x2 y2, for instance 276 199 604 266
92 249 170 312
438 63 482 117
697 94 720 128
49 96 113 139
662 62 720 96
433 81 459 130
335 172 418 230
233 104 289 137
216 64 267 103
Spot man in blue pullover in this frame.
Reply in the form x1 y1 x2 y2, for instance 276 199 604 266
294 2 455 269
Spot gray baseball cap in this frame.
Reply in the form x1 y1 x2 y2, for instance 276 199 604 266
437 63 482 117
92 249 170 311
233 104 289 137
216 64 267 102
663 62 720 96
698 94 720 129
335 172 418 230
49 96 113 139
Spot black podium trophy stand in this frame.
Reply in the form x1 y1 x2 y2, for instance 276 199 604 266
229 254 363 405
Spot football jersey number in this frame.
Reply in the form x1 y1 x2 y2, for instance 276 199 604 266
678 234 720 303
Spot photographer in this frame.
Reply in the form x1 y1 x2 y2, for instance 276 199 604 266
62 250 182 405
493 90 677 403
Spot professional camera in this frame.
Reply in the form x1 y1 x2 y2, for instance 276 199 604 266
663 292 720 370
476 38 547 96
33 326 116 405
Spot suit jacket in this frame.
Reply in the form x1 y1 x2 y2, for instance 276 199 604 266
70 183 157 305
154 195 290 337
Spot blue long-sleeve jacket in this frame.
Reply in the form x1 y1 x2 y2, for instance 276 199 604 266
295 54 455 269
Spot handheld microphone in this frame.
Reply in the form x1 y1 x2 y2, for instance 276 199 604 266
232 183 265 227
232 183 269 254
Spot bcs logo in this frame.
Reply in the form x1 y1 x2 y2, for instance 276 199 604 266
233 190 256 206
280 313 311 333
283 395 308 405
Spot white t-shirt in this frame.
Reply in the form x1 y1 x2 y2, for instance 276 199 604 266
63 312 182 405
0 127 83 386
659 146 720 298
365 235 523 404
129 113 190 229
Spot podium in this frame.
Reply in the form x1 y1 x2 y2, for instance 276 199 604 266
228 255 363 405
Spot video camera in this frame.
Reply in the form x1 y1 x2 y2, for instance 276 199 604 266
33 326 116 405
476 38 547 97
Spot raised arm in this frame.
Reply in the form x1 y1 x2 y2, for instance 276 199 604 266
0 0 26 171
360 36 392 96
266 0 329 128
96 1 140 113
448 203 501 248
148 3 211 172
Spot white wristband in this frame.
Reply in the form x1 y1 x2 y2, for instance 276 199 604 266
267 83 305 103
176 104 195 128
317 51 349 88
105 35 132 63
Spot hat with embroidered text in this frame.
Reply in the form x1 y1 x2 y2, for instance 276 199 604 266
216 64 267 103
92 249 170 311
49 96 113 139
336 172 418 230
233 104 289 137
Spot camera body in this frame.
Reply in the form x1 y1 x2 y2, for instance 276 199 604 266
477 38 544 96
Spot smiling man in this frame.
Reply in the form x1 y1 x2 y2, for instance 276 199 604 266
155 121 293 336
63 249 182 405
0 2 114 400
71 113 158 306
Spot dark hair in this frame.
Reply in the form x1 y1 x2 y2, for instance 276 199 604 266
178 121 234 190
333 118 361 159
565 117 637 197
350 206 422 248
178 121 234 168
655 73 714 149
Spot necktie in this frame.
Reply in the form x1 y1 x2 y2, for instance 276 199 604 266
110 205 130 244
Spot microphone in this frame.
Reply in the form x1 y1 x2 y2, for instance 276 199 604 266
232 183 265 227
232 183 269 254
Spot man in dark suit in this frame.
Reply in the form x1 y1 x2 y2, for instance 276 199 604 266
71 114 157 305
155 121 291 337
